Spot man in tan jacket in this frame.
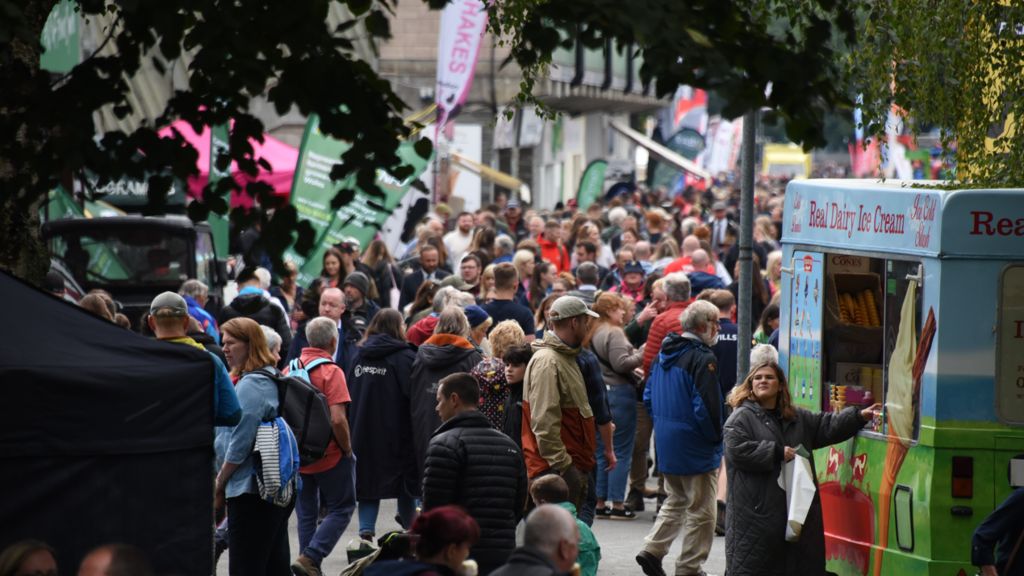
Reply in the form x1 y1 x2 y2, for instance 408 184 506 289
521 296 599 509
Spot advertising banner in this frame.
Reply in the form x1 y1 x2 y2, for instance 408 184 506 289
207 124 231 259
286 115 433 285
577 159 608 210
435 0 488 126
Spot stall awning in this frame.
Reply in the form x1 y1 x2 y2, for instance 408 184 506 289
609 120 711 184
450 152 532 203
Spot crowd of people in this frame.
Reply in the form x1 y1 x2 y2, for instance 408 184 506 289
35 182 1015 576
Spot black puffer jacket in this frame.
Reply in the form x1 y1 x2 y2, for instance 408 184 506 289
724 400 867 576
422 410 527 575
219 291 292 354
407 334 482 484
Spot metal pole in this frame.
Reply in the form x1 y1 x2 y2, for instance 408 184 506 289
737 109 757 381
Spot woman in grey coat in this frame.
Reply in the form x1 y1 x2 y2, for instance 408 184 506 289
723 361 880 576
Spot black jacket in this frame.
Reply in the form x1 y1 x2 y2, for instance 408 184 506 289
724 401 867 576
219 291 292 354
349 334 419 501
489 547 564 576
502 382 523 450
407 335 482 485
422 411 527 575
399 267 451 311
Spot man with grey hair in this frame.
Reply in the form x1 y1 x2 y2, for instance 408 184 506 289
636 299 723 576
493 234 515 264
642 272 693 377
288 315 354 576
179 278 220 343
491 504 580 575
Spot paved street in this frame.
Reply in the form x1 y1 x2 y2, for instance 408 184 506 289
216 490 728 575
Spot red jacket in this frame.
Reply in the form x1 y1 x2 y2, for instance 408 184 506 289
642 299 693 377
537 235 570 273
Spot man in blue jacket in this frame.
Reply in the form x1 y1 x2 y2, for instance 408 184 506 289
636 300 724 576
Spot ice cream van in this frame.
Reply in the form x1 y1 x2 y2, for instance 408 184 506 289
778 179 1024 576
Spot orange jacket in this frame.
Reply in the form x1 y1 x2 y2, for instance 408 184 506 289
537 235 571 273
642 299 693 377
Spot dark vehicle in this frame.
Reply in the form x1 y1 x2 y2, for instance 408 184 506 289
42 216 227 328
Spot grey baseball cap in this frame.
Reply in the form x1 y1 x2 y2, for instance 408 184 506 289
548 296 599 321
150 291 188 317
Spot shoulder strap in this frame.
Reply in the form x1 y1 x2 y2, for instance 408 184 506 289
304 357 335 372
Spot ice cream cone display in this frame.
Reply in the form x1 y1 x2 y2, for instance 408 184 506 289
871 282 937 576
837 289 881 327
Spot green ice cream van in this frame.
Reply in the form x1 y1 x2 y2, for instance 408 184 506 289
778 179 1024 576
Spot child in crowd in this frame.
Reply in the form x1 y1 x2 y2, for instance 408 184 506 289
529 475 600 576
500 344 533 449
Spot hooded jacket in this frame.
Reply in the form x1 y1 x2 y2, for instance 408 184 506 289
536 234 570 273
349 333 419 501
220 289 292 354
407 334 483 485
422 410 527 574
644 332 724 476
521 332 596 477
724 401 866 576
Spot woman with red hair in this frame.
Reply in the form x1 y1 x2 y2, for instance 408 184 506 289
365 506 481 576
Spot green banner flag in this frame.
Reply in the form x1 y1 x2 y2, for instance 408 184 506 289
576 159 608 210
285 114 433 286
208 124 231 259
40 0 79 73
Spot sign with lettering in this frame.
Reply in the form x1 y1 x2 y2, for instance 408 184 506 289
783 181 942 256
435 0 488 126
788 250 823 411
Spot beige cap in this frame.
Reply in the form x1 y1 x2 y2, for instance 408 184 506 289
547 296 599 321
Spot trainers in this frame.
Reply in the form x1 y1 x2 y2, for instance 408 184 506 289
635 551 667 576
291 555 320 576
626 490 645 512
359 530 375 542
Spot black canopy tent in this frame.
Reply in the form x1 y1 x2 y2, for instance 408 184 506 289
0 270 215 574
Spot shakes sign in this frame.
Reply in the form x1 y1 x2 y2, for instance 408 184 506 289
435 0 488 126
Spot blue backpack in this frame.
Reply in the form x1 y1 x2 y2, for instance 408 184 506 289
253 416 301 507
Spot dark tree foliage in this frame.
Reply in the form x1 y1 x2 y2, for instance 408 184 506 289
1 0 423 282
1 0 859 283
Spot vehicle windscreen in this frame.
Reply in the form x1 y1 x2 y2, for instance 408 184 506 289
48 227 190 288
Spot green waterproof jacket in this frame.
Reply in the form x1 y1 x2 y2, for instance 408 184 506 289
557 502 600 576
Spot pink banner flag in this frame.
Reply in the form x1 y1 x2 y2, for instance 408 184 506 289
435 0 488 128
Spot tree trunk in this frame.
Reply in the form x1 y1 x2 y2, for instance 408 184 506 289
0 0 56 286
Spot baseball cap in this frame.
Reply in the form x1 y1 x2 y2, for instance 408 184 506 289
712 200 728 211
506 199 521 210
623 260 645 275
150 291 188 317
547 296 599 321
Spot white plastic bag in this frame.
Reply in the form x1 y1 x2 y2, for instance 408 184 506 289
778 448 817 542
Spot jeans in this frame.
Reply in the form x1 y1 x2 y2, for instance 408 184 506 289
596 384 638 503
296 455 356 565
357 494 418 535
579 468 597 526
226 493 293 576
